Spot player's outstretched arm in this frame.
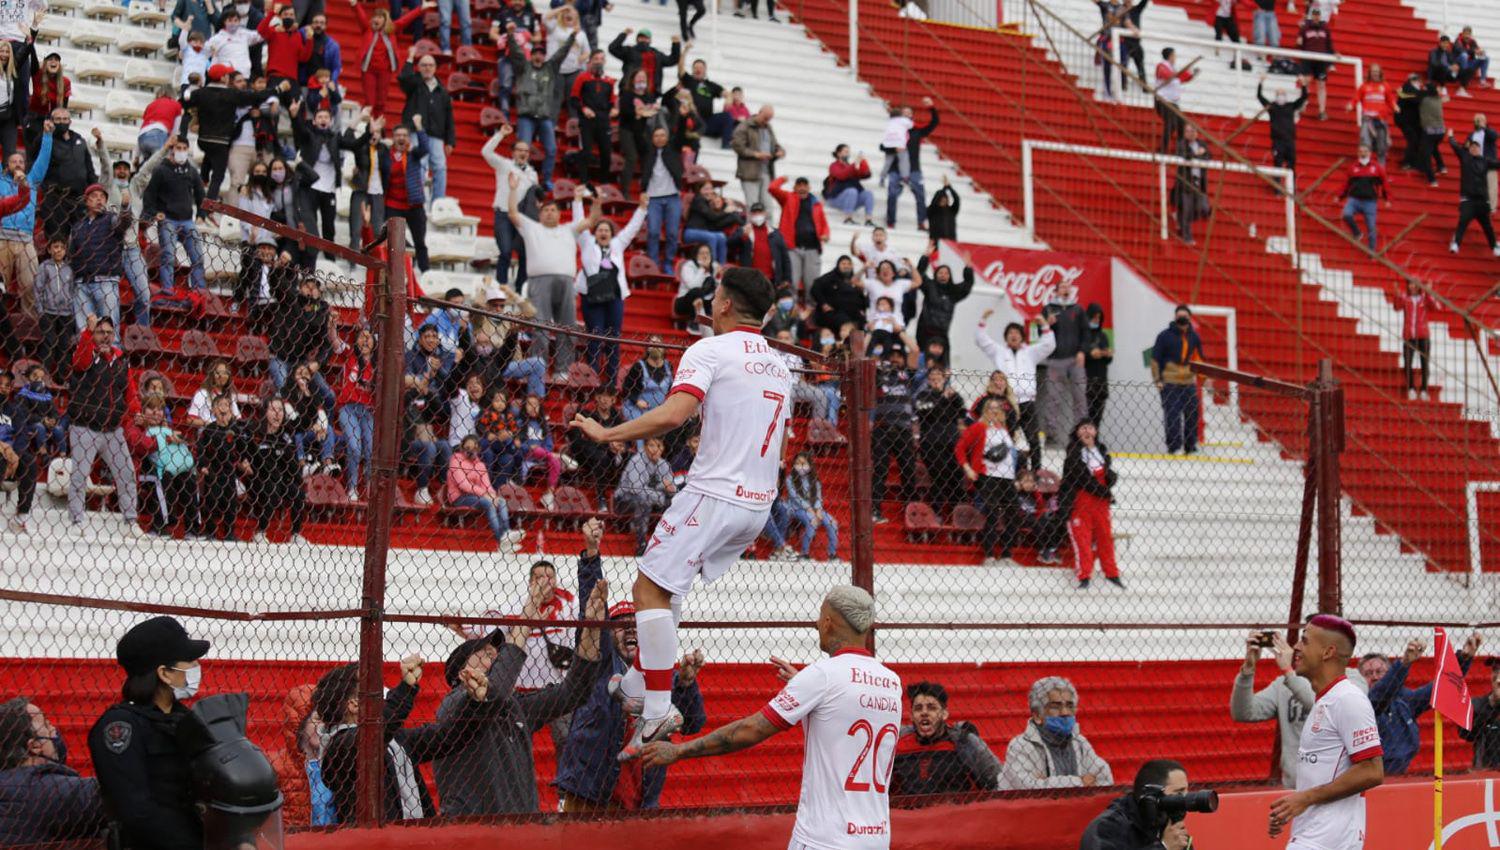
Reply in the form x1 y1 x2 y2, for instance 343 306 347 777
639 711 781 768
571 392 699 444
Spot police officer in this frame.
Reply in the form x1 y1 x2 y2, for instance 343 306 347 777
87 616 210 850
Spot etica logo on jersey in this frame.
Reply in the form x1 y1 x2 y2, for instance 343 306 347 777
846 820 888 836
773 690 800 712
735 484 776 502
1352 726 1379 749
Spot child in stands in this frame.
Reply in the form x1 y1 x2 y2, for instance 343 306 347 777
478 387 520 486
197 393 244 541
1015 469 1064 565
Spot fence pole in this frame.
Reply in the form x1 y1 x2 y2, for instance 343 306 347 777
354 219 408 828
846 357 877 605
1314 358 1344 616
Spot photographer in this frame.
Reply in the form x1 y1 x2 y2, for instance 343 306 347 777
1080 759 1204 850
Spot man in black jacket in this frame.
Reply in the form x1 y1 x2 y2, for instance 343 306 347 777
291 99 359 261
1079 759 1194 850
913 253 974 353
1040 279 1090 447
890 681 1001 798
1256 77 1308 170
607 28 681 94
1446 129 1500 256
398 49 455 202
29 108 95 240
641 125 685 267
0 697 106 845
181 67 282 200
141 138 208 293
69 185 134 333
66 316 140 534
913 365 966 506
569 51 615 183
234 237 298 330
886 98 938 228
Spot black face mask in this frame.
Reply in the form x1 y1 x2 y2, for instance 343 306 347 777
1175 317 1190 328
838 268 853 280
52 122 69 136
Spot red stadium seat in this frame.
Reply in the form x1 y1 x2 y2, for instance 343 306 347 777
179 329 221 361
950 504 986 542
479 105 507 133
499 482 536 514
453 44 487 73
234 335 271 371
122 325 163 362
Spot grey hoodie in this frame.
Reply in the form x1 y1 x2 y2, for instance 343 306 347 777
1230 667 1368 787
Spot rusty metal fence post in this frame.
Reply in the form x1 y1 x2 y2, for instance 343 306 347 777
354 219 408 828
845 357 878 630
1312 359 1345 617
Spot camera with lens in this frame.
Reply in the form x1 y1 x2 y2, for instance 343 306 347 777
1136 785 1219 833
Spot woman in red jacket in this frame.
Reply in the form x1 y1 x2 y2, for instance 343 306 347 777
825 144 875 226
955 396 1020 567
336 327 376 500
27 51 68 120
348 0 435 120
1059 419 1120 589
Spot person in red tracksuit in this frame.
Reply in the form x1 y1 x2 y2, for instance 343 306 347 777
1060 419 1119 590
1395 279 1435 398
349 0 434 121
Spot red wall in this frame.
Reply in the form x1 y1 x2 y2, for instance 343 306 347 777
285 774 1500 850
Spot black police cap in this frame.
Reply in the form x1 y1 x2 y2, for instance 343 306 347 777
116 616 211 676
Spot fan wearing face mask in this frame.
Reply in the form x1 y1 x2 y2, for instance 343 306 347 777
88 616 211 850
999 676 1113 790
1256 75 1308 170
0 697 106 844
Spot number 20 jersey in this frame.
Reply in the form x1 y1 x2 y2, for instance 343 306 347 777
668 328 794 511
761 649 904 850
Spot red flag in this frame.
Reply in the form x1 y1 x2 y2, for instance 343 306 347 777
1431 627 1474 730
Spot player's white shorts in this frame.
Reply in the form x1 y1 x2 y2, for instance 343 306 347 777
638 492 768 596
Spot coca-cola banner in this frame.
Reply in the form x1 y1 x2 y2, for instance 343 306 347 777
934 241 1113 323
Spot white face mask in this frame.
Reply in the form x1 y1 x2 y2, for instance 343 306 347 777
171 665 202 701
225 21 240 32
1358 155 1371 165
750 214 767 226
171 149 188 165
235 2 250 14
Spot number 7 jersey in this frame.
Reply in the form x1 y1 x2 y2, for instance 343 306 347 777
761 648 904 850
667 328 795 511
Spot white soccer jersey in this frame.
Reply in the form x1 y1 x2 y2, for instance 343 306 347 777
669 328 794 511
1289 678 1383 850
761 649 904 850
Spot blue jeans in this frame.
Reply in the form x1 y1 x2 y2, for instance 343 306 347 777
646 193 682 268
269 357 291 392
296 429 336 462
885 169 926 227
74 278 120 333
339 403 374 490
482 439 521 485
1251 9 1279 47
502 356 548 397
495 60 515 113
788 505 838 558
453 493 510 542
761 498 790 549
159 219 206 291
437 0 471 51
1463 53 1490 81
516 116 557 189
1160 383 1199 453
405 438 452 488
493 208 527 286
825 187 875 219
682 227 727 264
581 296 625 384
123 244 150 327
1342 197 1379 250
794 381 840 426
138 128 168 160
426 138 448 201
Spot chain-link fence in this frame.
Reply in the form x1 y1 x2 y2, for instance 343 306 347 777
0 194 1495 844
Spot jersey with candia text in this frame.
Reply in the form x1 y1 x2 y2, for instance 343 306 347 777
761 649 904 850
669 328 794 510
1290 678 1382 850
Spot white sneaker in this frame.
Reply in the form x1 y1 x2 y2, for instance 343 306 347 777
290 534 310 546
1457 87 1473 98
252 531 268 544
1406 388 1416 400
1492 243 1500 257
414 489 433 506
559 454 579 472
347 487 361 502
540 491 555 510
5 517 25 535
618 707 685 762
503 529 527 552
1451 241 1460 253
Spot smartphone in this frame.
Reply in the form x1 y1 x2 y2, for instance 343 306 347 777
1254 631 1276 648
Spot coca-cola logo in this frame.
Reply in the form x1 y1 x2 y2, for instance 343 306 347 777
978 260 1087 312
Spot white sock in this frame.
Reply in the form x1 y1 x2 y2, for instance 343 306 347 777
634 608 678 720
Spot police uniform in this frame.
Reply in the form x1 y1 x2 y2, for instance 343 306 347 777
87 616 209 850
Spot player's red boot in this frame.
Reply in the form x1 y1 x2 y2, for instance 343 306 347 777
617 707 684 762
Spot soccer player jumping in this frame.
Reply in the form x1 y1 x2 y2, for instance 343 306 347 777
571 267 792 759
